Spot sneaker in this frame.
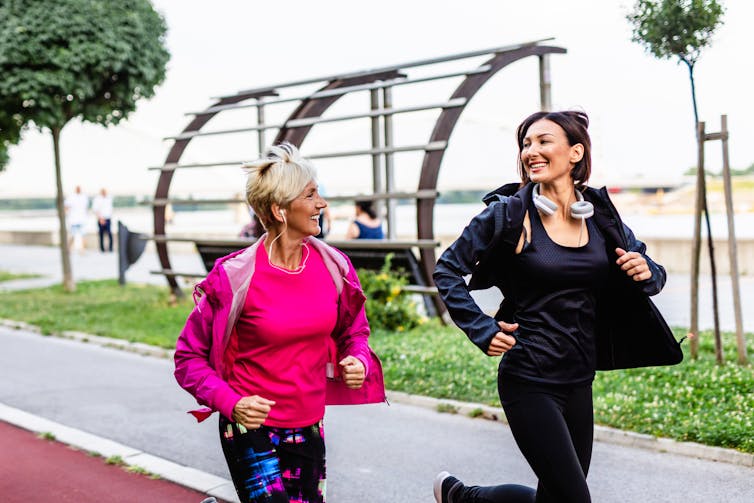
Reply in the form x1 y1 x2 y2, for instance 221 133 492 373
433 471 464 503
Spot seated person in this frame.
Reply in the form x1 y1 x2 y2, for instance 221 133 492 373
346 200 384 239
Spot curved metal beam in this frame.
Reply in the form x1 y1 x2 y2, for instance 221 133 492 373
273 71 402 147
415 45 567 296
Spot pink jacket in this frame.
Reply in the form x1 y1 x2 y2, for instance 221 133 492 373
174 236 386 422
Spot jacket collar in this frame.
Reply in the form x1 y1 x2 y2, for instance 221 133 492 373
200 234 352 301
482 182 522 205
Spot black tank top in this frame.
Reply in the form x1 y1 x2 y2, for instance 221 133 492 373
500 196 610 384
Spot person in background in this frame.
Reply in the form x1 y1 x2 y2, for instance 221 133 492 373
345 200 384 239
314 183 332 239
174 142 385 503
432 110 682 503
91 187 113 253
64 185 89 253
164 202 175 225
239 206 264 240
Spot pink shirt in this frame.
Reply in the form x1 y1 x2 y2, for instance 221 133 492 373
228 240 338 427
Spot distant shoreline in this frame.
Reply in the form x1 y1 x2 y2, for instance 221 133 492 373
2 178 752 212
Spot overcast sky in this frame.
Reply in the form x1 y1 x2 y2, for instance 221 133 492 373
1 0 752 198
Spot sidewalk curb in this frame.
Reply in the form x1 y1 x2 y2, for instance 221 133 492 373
386 391 754 468
0 319 175 360
0 403 240 503
2 319 753 470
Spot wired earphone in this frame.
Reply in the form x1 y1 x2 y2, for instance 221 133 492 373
266 208 310 275
532 183 594 246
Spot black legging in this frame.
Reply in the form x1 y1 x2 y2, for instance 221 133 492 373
459 378 593 503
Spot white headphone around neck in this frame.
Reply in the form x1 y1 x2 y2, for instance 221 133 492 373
532 183 594 220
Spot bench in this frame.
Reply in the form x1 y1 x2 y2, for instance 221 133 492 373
191 238 440 316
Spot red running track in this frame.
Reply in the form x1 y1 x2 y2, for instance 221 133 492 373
0 420 220 502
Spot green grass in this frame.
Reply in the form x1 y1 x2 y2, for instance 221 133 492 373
592 330 754 452
0 280 193 348
105 455 125 466
1 280 752 453
370 320 754 454
0 270 40 282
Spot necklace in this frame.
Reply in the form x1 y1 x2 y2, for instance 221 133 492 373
268 240 310 275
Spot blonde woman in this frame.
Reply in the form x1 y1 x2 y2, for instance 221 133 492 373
175 143 385 503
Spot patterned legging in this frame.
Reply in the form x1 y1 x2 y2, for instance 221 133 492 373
219 417 326 503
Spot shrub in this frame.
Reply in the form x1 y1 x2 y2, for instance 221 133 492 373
357 254 425 332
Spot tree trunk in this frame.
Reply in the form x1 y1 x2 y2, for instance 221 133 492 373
690 123 703 359
52 126 75 292
686 59 700 127
686 60 722 363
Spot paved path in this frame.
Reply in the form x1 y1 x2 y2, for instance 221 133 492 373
1 244 753 502
0 419 210 503
1 327 753 502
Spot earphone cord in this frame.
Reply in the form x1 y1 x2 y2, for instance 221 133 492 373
578 218 585 247
267 219 310 274
266 220 285 264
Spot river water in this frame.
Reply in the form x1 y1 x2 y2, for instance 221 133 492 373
2 203 753 241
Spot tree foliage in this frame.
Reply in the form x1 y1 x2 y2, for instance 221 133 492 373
627 0 725 67
0 0 169 292
0 0 170 170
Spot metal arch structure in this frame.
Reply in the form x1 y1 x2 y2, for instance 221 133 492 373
416 44 566 286
152 40 567 304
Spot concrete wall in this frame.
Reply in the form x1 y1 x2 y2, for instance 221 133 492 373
644 237 754 276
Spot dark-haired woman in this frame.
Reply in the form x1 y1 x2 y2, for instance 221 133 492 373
432 110 682 503
345 200 384 239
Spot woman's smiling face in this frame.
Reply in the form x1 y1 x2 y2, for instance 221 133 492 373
521 119 583 185
285 180 327 237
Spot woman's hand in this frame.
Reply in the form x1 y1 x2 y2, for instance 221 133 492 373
232 395 276 430
339 355 366 389
615 248 652 282
487 321 518 356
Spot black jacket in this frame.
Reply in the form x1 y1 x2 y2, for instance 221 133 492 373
433 182 683 371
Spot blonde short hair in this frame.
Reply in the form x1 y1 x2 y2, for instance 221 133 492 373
242 142 317 229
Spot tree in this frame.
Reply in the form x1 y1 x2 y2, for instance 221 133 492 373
0 0 170 292
627 0 725 361
627 0 724 126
